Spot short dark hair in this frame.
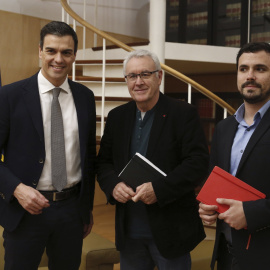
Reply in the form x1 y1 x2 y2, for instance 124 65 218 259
236 42 270 69
40 21 78 53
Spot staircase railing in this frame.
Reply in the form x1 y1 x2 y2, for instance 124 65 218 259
60 0 236 120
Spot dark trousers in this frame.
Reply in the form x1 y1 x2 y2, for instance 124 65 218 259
3 196 84 270
217 234 240 270
120 238 191 270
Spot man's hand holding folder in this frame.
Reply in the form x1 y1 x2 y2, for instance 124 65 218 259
118 153 166 204
197 166 266 230
199 199 247 230
216 198 247 230
112 182 136 204
132 182 157 204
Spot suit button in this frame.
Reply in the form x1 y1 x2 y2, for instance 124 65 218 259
0 192 5 200
39 159 44 164
32 181 37 186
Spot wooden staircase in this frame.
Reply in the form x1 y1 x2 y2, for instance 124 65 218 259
92 41 149 51
69 58 133 144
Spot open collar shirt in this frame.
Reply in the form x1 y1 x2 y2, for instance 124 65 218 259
37 71 81 191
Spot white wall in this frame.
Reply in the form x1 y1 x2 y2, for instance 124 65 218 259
0 0 149 39
0 0 62 21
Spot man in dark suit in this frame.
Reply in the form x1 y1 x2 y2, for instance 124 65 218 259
0 21 96 270
199 42 270 270
97 49 209 270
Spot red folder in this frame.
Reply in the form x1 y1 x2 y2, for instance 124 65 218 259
196 166 266 213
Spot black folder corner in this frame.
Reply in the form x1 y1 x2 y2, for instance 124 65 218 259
118 153 166 190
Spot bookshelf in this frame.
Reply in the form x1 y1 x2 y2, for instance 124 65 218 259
250 0 270 43
166 0 184 43
186 0 208 45
196 98 216 145
212 0 242 47
166 0 209 44
166 0 270 47
166 91 242 146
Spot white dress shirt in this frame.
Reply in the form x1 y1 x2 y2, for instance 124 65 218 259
37 71 81 191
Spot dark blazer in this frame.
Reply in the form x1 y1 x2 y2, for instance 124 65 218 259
0 73 96 232
210 109 270 270
97 93 209 259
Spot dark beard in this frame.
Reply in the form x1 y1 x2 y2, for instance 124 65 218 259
240 82 270 104
240 92 265 104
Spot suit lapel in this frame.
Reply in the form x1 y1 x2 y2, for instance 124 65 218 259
237 108 270 174
122 101 136 164
69 80 89 163
221 118 239 171
22 74 44 143
146 93 168 159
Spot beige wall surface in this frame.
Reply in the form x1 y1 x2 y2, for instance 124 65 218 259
0 10 148 86
0 10 50 85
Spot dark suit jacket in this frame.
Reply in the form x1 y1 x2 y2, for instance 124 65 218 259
210 109 270 270
0 73 96 232
97 93 209 259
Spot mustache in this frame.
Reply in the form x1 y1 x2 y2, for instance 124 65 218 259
241 81 262 89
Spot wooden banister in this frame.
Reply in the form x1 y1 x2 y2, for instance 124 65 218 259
60 0 236 115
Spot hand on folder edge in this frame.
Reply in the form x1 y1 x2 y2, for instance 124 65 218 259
196 166 266 213
112 181 157 205
112 182 136 203
199 198 247 230
197 166 266 230
199 202 218 226
132 182 157 204
217 198 247 230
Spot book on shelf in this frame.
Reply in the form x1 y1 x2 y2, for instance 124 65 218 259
225 35 241 48
252 0 270 17
187 11 208 27
118 153 166 190
196 166 266 213
202 122 215 144
169 0 179 7
251 31 270 43
197 98 215 119
187 38 207 45
226 3 241 19
188 0 207 4
169 15 179 29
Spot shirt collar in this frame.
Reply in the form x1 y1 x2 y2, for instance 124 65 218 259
234 99 270 125
38 70 70 94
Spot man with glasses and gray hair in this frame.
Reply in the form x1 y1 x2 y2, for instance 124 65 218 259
97 49 209 270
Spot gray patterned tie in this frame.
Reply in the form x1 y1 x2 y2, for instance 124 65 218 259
51 87 67 191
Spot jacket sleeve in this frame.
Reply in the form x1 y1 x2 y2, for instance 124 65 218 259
243 199 270 233
152 105 209 207
85 89 97 211
0 87 22 203
96 110 121 204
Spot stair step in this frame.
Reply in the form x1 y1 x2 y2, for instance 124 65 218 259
96 115 108 122
75 59 123 65
92 41 150 51
69 75 125 82
96 136 101 145
95 96 132 102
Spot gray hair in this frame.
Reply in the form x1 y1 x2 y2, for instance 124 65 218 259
123 49 161 76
